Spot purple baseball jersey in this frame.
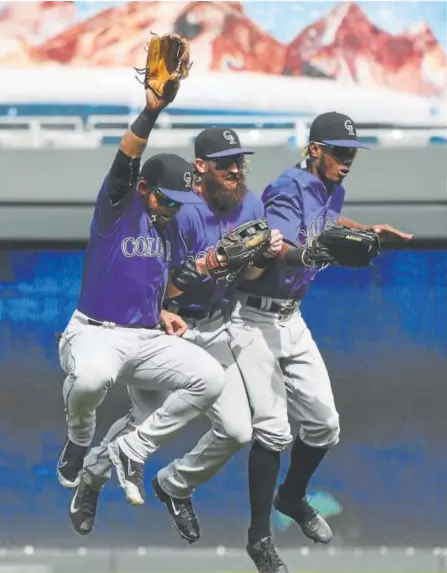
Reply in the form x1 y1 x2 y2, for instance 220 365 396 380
238 164 345 300
77 176 171 326
166 190 265 313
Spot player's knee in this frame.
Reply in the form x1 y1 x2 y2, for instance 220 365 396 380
70 361 118 396
301 414 340 448
253 428 293 452
195 358 225 403
218 418 253 448
319 414 340 448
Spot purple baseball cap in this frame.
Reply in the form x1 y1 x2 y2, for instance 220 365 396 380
194 127 254 158
309 112 369 148
140 153 202 204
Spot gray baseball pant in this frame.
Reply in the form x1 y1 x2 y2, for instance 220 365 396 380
83 311 252 493
59 310 225 459
229 292 340 449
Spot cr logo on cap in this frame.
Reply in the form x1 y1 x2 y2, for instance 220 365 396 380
344 120 355 136
223 130 237 145
184 171 192 188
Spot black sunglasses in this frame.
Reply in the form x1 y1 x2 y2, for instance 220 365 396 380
318 143 357 162
152 187 181 209
207 155 246 170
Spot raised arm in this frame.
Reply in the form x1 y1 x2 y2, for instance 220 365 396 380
108 33 191 205
107 88 168 206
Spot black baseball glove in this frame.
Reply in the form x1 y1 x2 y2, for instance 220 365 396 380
205 218 271 286
170 256 204 293
302 225 381 268
170 219 272 291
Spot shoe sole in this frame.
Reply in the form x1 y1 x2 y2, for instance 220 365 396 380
57 439 82 489
57 467 81 489
69 518 93 536
108 442 144 506
152 478 199 544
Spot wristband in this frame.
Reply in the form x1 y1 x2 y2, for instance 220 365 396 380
130 108 160 139
251 254 276 269
281 247 308 266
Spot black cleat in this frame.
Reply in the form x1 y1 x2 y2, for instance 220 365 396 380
69 477 101 535
246 537 289 573
57 438 88 489
108 441 145 505
152 476 200 544
273 492 333 544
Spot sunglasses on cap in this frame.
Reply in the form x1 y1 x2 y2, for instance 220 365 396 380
152 187 181 209
206 155 246 171
317 143 357 162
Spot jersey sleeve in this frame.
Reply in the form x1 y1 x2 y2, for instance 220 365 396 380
164 209 194 269
93 150 141 230
262 181 302 246
252 193 266 219
330 185 346 216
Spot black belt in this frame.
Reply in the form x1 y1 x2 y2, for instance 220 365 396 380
245 296 298 316
178 308 221 321
87 319 156 330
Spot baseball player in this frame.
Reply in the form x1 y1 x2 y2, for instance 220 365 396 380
105 126 281 504
225 111 413 572
57 37 226 498
152 127 282 537
66 126 282 537
151 113 412 573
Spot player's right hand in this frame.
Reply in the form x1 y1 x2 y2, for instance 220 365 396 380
160 310 188 336
264 229 283 258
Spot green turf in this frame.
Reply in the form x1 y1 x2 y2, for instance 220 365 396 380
89 568 439 572
91 570 439 572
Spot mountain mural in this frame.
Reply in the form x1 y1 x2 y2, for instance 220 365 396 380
0 0 444 97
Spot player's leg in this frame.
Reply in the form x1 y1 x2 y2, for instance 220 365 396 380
275 314 338 544
229 298 292 573
154 317 252 543
108 330 225 505
155 367 252 542
69 389 165 535
57 311 132 488
68 414 131 535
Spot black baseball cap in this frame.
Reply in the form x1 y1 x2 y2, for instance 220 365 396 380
309 112 369 148
194 127 254 158
140 153 202 204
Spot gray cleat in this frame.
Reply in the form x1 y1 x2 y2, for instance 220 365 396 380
246 536 289 573
273 492 333 544
69 478 101 535
108 441 145 505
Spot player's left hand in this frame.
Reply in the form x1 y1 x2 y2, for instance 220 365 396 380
160 309 188 336
264 229 283 258
370 224 413 242
140 34 191 109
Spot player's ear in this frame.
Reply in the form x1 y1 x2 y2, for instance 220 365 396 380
137 179 149 197
194 158 207 174
309 142 321 159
